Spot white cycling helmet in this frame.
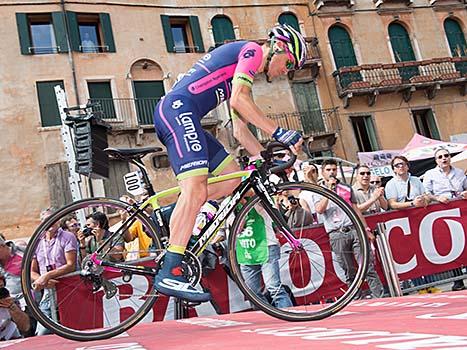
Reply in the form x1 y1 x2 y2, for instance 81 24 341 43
268 24 307 70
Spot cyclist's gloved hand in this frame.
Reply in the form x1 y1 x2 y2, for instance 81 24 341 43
272 127 302 148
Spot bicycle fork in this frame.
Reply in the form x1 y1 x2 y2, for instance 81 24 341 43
252 177 303 251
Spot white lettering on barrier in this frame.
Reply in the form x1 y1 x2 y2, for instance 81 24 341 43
102 275 154 326
279 238 326 295
419 208 465 264
385 218 417 274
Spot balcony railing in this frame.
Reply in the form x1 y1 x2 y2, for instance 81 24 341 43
89 97 161 130
254 108 340 143
333 56 467 105
313 0 355 9
88 97 220 131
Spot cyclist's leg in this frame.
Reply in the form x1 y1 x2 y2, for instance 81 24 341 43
153 95 211 302
204 131 241 199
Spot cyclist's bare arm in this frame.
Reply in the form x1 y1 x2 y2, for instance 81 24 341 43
231 110 264 156
230 83 278 136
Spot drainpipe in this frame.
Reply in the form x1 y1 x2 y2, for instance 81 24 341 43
60 0 94 197
60 0 80 105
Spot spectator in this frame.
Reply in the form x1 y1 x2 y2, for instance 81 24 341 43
238 204 293 308
0 238 23 299
314 159 384 299
384 157 438 293
79 212 125 262
423 147 466 291
117 195 153 261
385 156 430 210
0 277 30 340
0 237 35 340
353 165 388 215
284 195 314 228
32 208 78 335
370 175 383 188
298 162 322 224
60 214 84 263
423 147 467 202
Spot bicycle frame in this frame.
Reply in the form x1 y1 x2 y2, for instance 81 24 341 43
89 168 303 277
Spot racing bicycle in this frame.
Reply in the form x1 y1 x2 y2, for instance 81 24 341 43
21 142 369 341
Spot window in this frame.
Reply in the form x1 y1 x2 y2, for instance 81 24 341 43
291 81 325 134
328 25 361 88
411 109 440 140
36 80 65 127
88 81 116 119
66 12 116 53
160 15 205 53
278 12 301 33
388 22 418 80
16 12 68 55
211 15 235 46
444 18 467 75
351 116 379 152
133 81 165 125
444 19 467 57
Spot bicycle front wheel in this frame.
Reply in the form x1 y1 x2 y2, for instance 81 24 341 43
228 182 370 321
21 197 164 341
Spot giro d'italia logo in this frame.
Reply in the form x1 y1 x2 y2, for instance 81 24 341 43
172 100 183 109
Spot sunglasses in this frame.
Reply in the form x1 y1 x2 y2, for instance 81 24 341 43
370 181 381 185
359 171 371 176
393 163 406 169
437 153 450 160
275 47 295 71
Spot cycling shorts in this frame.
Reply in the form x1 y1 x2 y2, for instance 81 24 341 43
153 93 233 180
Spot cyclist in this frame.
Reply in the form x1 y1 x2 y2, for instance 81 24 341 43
153 24 307 302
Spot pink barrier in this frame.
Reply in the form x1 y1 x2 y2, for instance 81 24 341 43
55 200 467 327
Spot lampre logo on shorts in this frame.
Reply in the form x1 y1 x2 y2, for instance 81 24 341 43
176 112 202 152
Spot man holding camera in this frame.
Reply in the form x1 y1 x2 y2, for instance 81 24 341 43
314 159 383 299
284 195 313 228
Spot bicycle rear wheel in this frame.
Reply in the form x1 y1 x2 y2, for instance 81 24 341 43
21 198 164 341
228 182 370 321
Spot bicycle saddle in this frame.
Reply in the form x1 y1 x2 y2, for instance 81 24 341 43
104 147 163 161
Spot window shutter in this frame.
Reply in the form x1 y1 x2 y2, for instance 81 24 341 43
189 16 205 53
52 12 69 53
388 23 416 62
160 15 175 53
36 81 65 127
212 16 235 45
16 13 32 55
279 13 300 33
99 13 116 52
364 117 379 150
444 19 466 57
66 11 80 51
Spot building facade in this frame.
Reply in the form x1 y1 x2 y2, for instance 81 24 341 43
0 0 465 238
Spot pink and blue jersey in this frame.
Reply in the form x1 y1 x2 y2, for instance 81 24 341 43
153 41 263 179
